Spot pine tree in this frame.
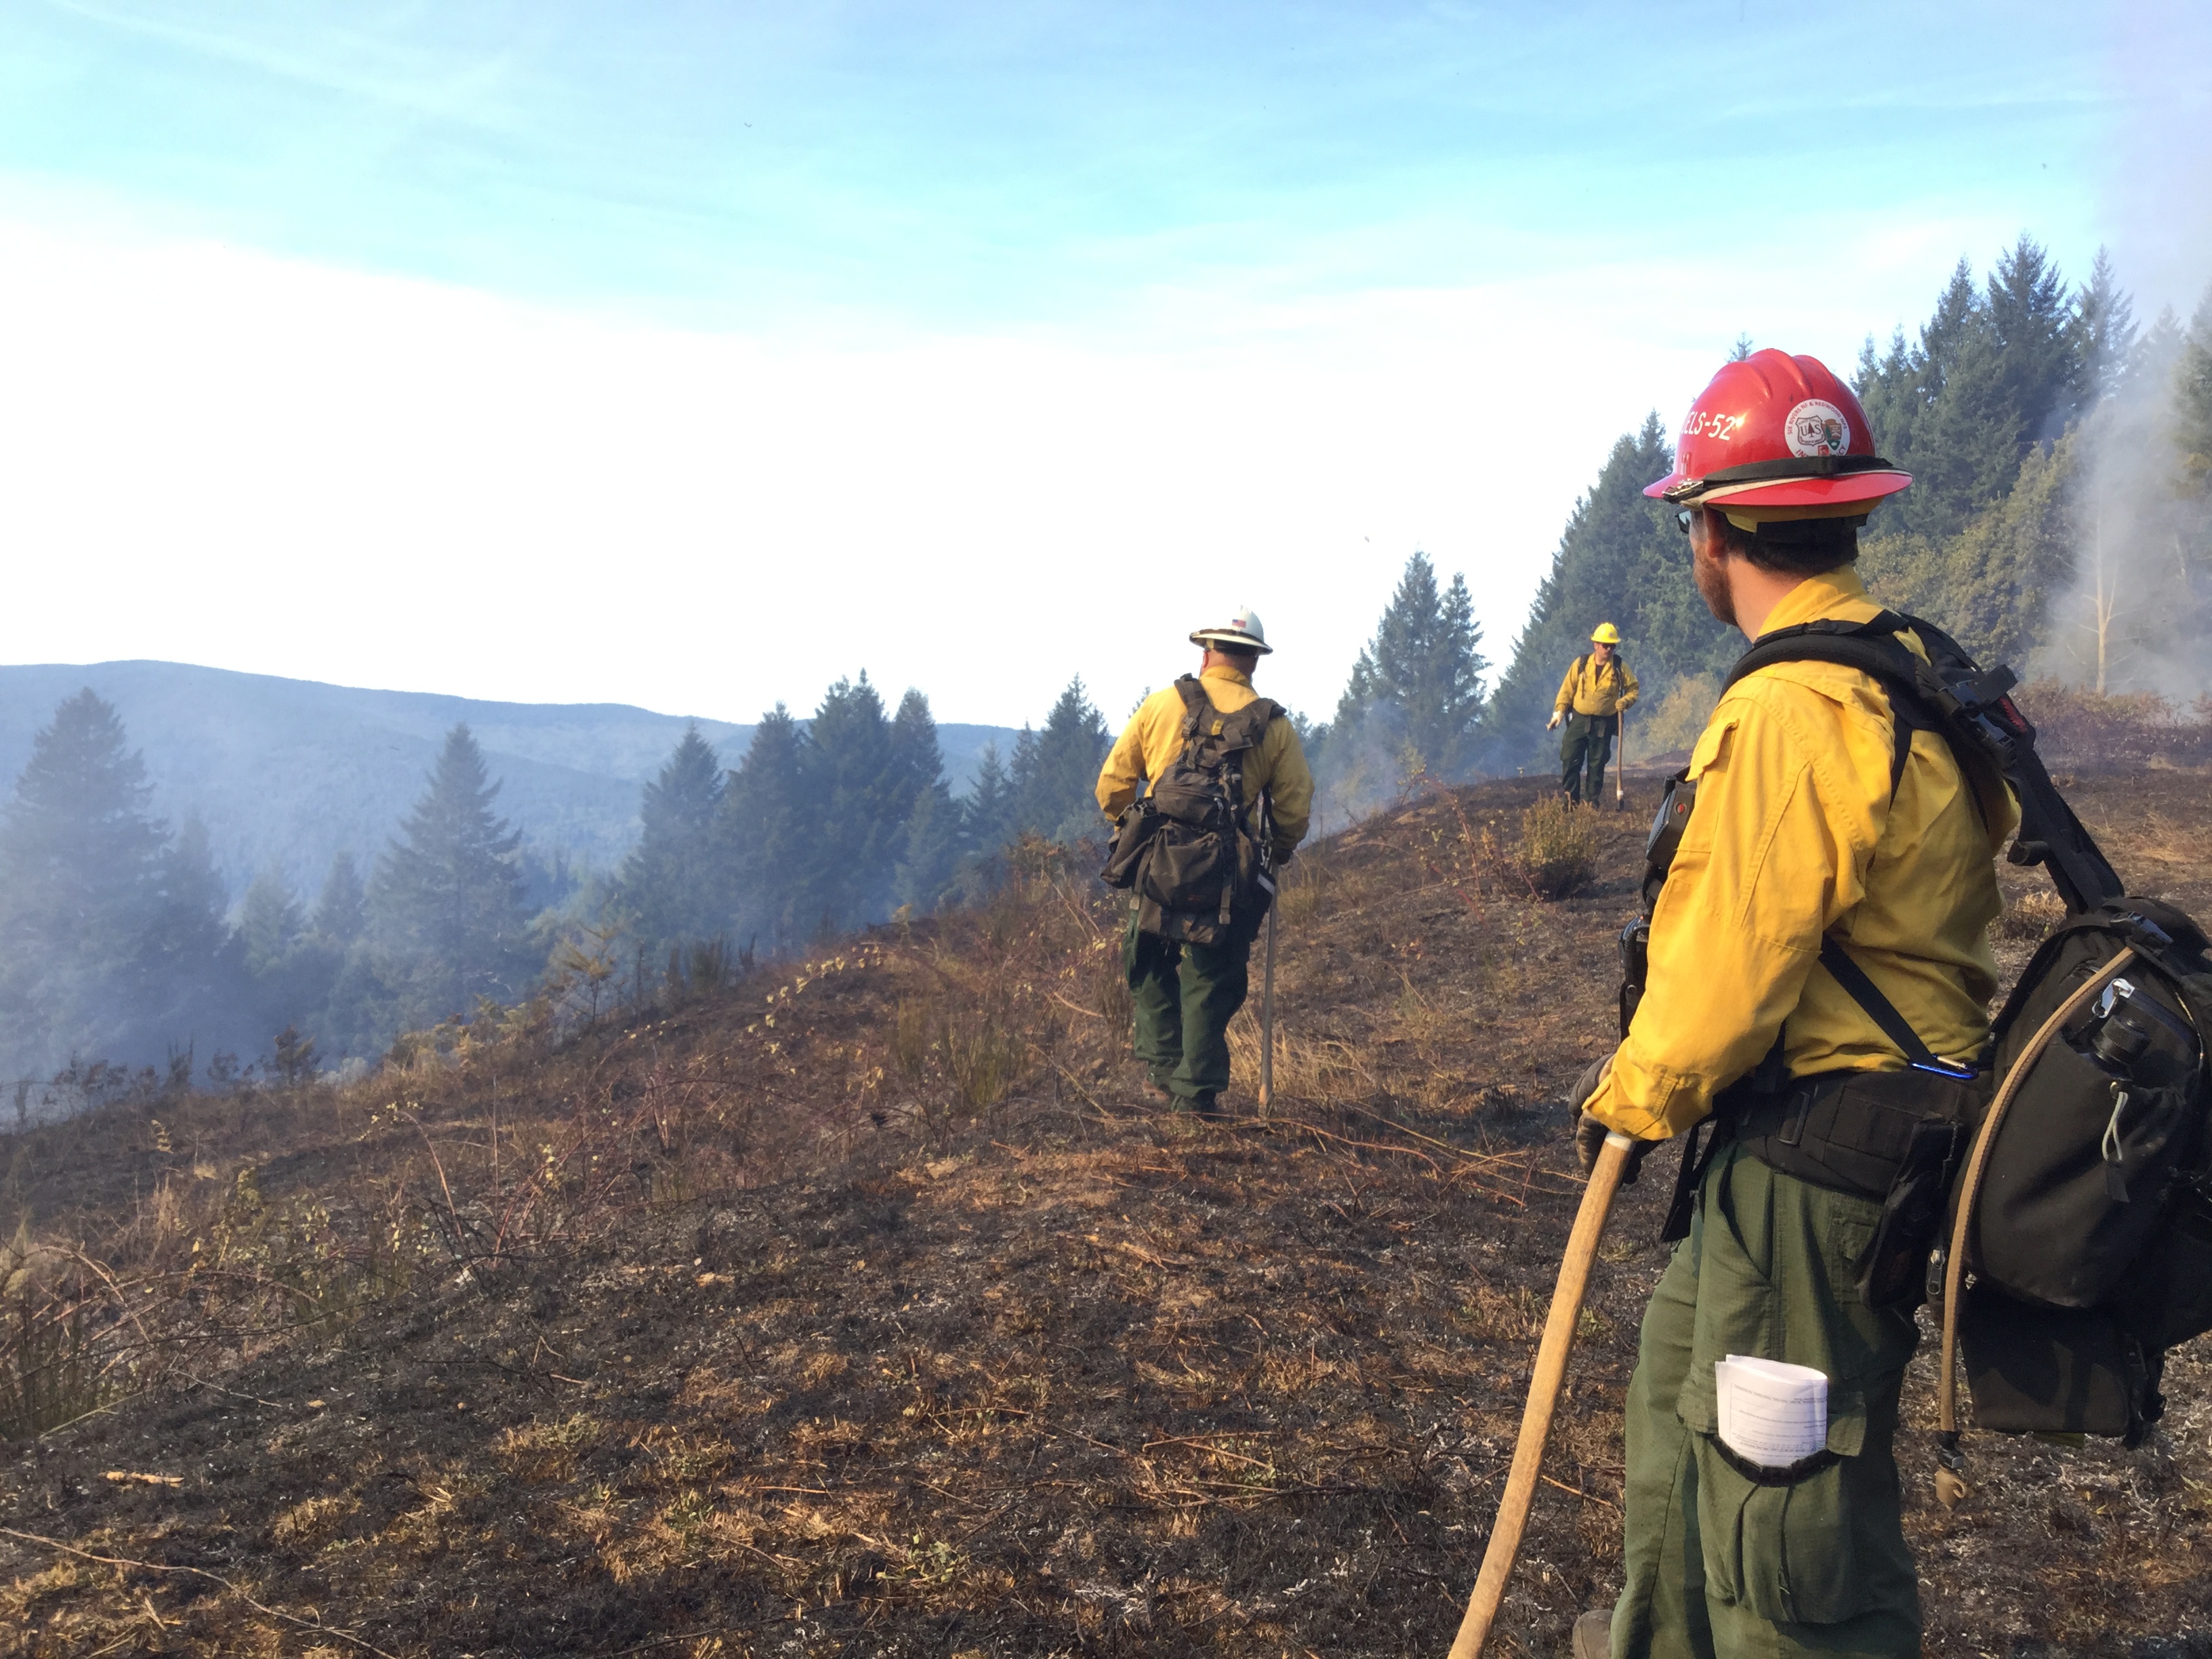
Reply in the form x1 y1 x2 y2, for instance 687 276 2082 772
240 865 305 975
369 724 531 1021
2177 288 2212 495
961 742 1018 857
801 674 905 930
136 815 247 1054
895 780 964 912
0 691 165 958
1984 235 2079 442
718 705 811 952
888 690 945 821
1857 243 2085 545
312 851 367 944
0 691 171 1072
1012 680 1111 844
886 690 959 909
1475 422 1725 775
2074 248 2140 406
1328 552 1488 783
617 724 727 949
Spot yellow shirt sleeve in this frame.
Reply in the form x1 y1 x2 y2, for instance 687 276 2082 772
1554 661 1581 713
1254 720 1313 857
1096 709 1151 821
1584 679 1884 1140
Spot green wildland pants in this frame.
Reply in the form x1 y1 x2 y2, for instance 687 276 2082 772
1561 711 1617 803
1607 1140 1922 1659
1123 902 1265 1108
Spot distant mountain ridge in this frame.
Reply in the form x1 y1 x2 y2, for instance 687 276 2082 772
0 661 1017 903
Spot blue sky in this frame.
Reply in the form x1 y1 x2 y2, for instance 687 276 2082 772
1 1 2205 729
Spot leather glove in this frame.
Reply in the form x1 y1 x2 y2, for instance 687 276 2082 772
1547 712 1563 731
1568 1055 1651 1185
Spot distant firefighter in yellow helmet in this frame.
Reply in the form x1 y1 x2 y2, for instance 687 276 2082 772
1547 622 1638 804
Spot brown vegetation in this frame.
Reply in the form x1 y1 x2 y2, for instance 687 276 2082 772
2013 679 2212 773
2 772 2210 1655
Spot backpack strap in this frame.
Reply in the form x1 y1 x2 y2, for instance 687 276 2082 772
1169 675 1278 815
1816 937 1977 1080
1723 613 2125 915
1173 673 1211 734
1725 616 1921 791
1216 696 1280 752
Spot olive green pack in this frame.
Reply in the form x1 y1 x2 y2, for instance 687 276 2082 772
1100 677 1278 947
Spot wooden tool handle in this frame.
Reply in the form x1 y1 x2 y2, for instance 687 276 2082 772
1616 708 1626 808
1447 1132 1633 1659
1257 904 1278 1115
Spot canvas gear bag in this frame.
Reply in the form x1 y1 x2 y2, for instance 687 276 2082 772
1101 676 1279 947
1620 607 2212 1471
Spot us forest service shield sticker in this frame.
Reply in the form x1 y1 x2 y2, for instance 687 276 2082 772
1785 398 1850 457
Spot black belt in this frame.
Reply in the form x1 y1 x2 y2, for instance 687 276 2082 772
1737 1067 1982 1201
1659 1064 1985 1242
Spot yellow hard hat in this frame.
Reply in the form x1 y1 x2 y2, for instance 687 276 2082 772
1590 622 1622 645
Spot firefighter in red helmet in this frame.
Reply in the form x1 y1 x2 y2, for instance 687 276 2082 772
1565 351 2016 1659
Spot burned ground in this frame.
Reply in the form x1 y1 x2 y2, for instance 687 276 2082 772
4 771 2212 1656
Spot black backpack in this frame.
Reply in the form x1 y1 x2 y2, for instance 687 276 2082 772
1717 612 2212 1484
1101 677 1279 946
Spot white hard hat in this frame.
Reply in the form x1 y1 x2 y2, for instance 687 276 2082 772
1190 605 1272 655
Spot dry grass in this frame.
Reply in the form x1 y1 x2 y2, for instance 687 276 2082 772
2017 679 2212 771
1995 888 2068 942
3 769 2211 1656
1225 1016 1376 1105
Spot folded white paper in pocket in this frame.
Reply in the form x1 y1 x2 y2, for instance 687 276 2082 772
1715 1355 1828 1469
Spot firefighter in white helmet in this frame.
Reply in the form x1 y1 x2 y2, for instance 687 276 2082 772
1096 608 1313 1116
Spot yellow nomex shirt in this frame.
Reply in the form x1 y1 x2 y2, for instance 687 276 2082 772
1584 568 2019 1141
1095 666 1313 862
1555 653 1640 717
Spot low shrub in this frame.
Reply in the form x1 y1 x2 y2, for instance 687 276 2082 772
1515 797 1597 899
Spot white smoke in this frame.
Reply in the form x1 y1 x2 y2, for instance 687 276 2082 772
2031 5 2212 703
2032 300 2211 701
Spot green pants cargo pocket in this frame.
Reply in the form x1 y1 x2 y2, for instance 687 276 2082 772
1679 1374 1874 1626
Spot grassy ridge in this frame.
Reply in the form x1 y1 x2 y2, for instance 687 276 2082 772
3 771 2211 1655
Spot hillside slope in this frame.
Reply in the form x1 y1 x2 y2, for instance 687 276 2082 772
3 771 2210 1656
0 661 1017 891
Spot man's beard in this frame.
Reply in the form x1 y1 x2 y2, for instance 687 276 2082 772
1694 548 1736 628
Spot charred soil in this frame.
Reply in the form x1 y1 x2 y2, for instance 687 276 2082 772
5 772 2212 1656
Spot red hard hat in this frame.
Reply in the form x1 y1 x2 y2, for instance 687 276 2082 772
1643 349 1910 516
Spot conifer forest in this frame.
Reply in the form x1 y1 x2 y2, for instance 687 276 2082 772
3 237 2207 1099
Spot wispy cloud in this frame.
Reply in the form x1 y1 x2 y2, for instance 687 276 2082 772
0 1 2188 725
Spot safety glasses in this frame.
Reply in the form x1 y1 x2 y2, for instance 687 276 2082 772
1674 508 1694 535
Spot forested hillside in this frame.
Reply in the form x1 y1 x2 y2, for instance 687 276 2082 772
0 672 1101 1091
0 661 1016 894
6 235 2206 1099
1475 239 2212 772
